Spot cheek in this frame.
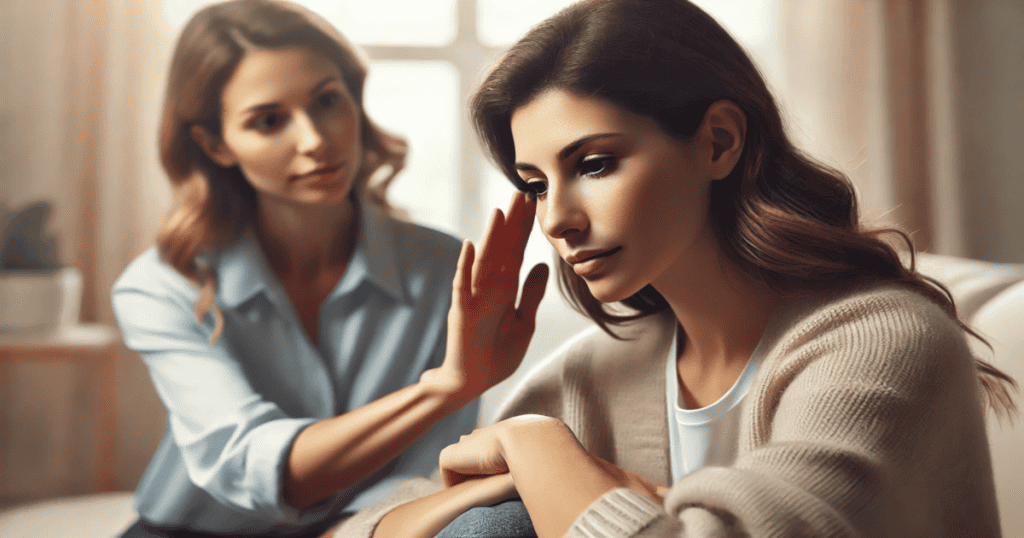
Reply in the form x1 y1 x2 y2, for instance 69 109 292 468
591 180 646 236
333 108 362 146
227 133 287 168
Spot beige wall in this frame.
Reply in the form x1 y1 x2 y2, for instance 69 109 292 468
952 0 1024 263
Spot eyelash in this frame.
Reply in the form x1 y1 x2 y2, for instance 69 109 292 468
523 154 617 198
314 90 341 111
579 154 616 178
249 112 283 133
246 90 344 133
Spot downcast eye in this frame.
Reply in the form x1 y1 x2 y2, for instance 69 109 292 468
579 155 615 177
251 113 283 132
525 181 548 195
316 90 340 109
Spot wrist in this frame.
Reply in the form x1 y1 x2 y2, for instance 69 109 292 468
497 416 579 473
453 473 517 508
418 367 478 411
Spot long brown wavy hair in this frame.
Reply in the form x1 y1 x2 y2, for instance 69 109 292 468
470 0 1015 416
157 0 406 340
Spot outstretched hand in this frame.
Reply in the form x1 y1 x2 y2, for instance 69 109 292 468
427 191 548 403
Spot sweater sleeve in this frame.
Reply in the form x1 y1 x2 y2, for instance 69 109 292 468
571 286 998 537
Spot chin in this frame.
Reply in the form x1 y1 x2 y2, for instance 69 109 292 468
584 277 644 305
298 187 352 206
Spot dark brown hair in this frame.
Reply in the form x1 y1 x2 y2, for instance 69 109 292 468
156 0 406 339
471 0 1015 416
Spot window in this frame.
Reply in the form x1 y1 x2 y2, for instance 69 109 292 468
162 0 775 241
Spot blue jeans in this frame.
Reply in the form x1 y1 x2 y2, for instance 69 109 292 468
434 500 537 538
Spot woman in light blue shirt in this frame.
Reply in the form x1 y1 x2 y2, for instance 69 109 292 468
111 1 547 536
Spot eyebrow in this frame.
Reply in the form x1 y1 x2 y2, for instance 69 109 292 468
514 133 623 171
242 76 339 114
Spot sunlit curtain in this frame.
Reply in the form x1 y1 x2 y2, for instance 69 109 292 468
0 0 173 326
775 0 967 257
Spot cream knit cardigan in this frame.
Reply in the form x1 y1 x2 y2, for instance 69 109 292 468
334 284 1001 537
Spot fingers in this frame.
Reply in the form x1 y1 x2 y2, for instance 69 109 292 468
452 240 475 308
473 208 506 293
442 468 463 488
439 433 509 487
516 263 549 325
504 191 537 278
470 192 539 299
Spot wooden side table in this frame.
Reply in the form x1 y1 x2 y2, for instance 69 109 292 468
0 324 121 492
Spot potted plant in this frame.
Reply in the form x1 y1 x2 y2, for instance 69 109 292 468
0 201 82 335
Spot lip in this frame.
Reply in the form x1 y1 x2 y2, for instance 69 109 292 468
295 162 344 183
566 246 621 277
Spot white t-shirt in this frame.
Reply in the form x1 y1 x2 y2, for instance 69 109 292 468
665 325 766 483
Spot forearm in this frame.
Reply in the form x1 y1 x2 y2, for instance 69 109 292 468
499 421 625 538
373 473 515 538
284 369 475 509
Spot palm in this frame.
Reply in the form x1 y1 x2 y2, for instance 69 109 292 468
443 192 548 397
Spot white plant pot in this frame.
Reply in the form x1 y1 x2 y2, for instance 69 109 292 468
0 267 82 335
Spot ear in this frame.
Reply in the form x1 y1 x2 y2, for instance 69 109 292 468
698 100 746 180
190 124 237 168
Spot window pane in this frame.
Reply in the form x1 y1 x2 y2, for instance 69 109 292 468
690 0 779 92
161 0 211 31
691 0 775 51
364 61 459 234
303 0 457 46
477 0 576 47
162 0 457 46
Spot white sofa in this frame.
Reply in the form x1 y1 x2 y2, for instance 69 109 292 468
1 253 1021 537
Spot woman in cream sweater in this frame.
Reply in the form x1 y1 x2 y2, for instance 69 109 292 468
338 1 1016 536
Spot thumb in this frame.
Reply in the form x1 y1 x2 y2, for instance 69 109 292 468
516 263 549 324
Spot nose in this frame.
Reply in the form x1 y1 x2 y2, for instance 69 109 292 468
540 181 588 240
294 113 326 156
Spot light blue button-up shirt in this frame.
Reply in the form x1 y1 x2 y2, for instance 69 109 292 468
112 202 478 535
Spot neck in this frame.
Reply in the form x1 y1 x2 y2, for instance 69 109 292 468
653 228 779 372
256 195 358 280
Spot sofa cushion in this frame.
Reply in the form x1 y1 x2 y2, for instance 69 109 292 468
915 253 1024 321
0 491 135 538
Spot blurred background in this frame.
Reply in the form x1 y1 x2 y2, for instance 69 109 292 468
0 0 1021 507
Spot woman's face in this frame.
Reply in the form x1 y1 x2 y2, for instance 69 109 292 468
510 89 715 303
205 46 362 207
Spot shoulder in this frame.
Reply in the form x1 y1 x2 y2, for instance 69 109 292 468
369 206 463 278
757 283 976 415
527 312 673 383
494 311 675 419
112 247 199 305
771 283 968 361
111 247 214 348
389 217 462 264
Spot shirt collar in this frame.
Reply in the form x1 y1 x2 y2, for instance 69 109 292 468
215 200 407 309
334 201 406 302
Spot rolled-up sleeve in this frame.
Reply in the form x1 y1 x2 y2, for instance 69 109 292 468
113 282 314 522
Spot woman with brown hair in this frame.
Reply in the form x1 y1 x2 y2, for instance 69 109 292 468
111 1 546 536
349 1 1015 537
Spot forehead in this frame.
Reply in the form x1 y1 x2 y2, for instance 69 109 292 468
220 46 343 112
509 89 658 158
